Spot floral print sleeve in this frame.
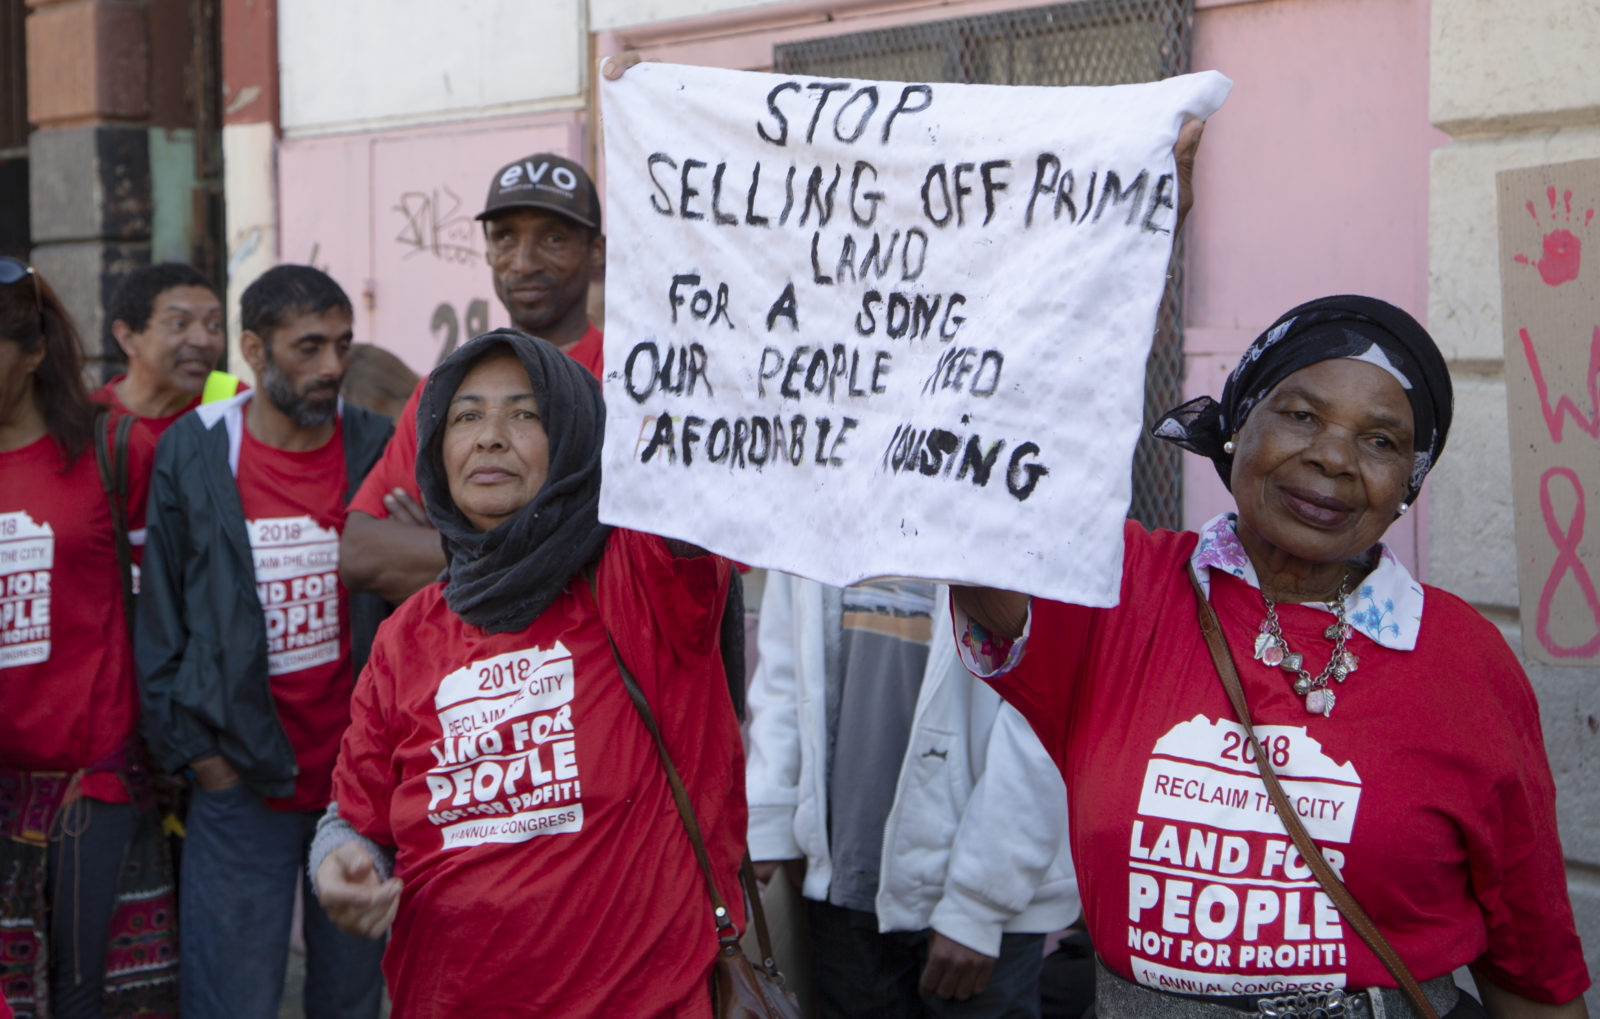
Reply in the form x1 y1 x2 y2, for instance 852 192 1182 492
953 599 1031 677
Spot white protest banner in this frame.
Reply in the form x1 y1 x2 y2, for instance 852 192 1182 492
599 62 1230 605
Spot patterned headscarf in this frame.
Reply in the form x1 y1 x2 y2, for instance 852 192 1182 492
1153 295 1453 503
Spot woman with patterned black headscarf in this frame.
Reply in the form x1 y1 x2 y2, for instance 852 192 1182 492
954 296 1588 1018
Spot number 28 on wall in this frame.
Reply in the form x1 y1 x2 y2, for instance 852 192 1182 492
432 299 491 364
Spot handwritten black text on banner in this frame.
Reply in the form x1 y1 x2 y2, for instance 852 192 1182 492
599 63 1230 604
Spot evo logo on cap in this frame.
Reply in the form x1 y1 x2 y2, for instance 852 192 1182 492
499 160 579 194
478 151 600 228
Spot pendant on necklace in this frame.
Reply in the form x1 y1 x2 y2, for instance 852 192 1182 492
1325 622 1352 641
1253 632 1273 661
1279 652 1303 672
1261 643 1285 667
1305 688 1334 716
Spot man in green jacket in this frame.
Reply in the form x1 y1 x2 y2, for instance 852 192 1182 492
136 265 391 1019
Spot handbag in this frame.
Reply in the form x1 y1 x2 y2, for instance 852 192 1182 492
606 634 804 1019
1186 564 1441 1019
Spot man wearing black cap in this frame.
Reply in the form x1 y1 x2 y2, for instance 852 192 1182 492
340 153 605 603
479 152 606 362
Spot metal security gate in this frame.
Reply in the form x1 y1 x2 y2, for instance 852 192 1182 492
775 0 1193 530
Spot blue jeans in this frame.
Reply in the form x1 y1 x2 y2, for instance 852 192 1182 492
809 900 1045 1019
179 783 385 1019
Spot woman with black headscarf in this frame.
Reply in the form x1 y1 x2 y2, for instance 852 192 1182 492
307 330 743 1016
956 296 1589 1018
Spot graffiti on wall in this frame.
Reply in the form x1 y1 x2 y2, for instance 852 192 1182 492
1498 163 1600 664
395 185 484 266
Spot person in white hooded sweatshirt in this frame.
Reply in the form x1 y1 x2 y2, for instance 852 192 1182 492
745 574 1079 1018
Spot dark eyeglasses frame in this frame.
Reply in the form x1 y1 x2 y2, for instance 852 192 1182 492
0 256 45 340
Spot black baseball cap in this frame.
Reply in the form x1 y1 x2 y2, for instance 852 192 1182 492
476 152 601 231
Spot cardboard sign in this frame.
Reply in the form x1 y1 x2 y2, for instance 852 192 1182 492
600 62 1230 605
1496 157 1600 664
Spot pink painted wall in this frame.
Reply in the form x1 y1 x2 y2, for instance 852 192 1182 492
278 113 588 376
1184 0 1445 574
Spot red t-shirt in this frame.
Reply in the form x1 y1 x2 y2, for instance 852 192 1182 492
333 529 741 1017
0 425 156 801
99 374 249 438
236 422 354 812
984 521 1589 1005
348 325 603 518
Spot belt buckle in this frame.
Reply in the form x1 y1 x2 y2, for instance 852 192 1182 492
1256 988 1348 1018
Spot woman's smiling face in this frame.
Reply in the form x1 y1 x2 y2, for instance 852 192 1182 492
1229 357 1415 575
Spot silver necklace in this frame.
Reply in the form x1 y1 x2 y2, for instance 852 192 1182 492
1253 572 1357 717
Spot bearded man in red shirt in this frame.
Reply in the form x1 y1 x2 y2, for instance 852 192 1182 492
136 265 392 1019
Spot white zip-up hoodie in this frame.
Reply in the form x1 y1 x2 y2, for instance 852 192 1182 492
744 574 1078 957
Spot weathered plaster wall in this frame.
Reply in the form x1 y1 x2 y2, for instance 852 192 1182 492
222 120 277 385
1428 1 1600 1006
278 0 586 136
260 2 597 384
221 0 280 383
591 0 790 31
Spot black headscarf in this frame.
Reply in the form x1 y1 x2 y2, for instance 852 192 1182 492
415 328 610 633
1153 295 1453 502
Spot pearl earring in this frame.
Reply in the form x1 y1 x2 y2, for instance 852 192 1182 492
1397 502 1409 516
1223 440 1236 454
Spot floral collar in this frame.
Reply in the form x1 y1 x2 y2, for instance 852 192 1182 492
1190 513 1424 652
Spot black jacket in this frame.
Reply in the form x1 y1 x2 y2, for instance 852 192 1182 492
136 393 394 798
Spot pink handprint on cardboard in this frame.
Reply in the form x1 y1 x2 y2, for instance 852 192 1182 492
1513 186 1594 287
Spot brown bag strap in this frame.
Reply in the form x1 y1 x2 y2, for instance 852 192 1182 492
1185 564 1440 1019
94 410 137 640
606 633 781 970
741 855 780 971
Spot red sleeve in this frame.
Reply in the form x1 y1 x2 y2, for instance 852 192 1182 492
1460 623 1591 1003
595 529 743 938
982 597 1093 774
348 379 424 518
979 519 1167 774
597 530 731 691
331 624 401 848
